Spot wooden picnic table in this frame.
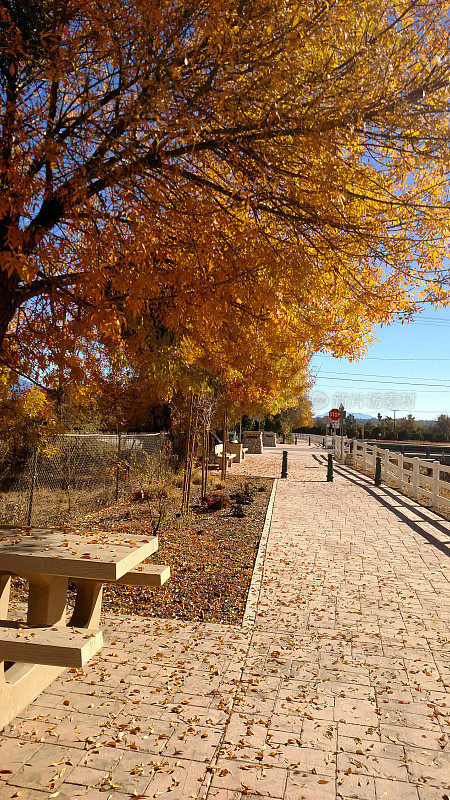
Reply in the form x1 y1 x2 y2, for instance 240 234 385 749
0 525 169 730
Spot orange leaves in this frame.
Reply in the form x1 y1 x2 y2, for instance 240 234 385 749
0 0 449 410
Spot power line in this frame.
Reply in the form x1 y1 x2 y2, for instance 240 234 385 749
315 356 450 361
317 371 450 383
313 376 450 390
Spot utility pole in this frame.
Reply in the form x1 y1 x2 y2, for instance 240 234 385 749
391 408 398 439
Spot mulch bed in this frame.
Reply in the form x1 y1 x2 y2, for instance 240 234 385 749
10 475 273 626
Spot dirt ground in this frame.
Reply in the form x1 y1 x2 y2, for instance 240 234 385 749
10 473 273 626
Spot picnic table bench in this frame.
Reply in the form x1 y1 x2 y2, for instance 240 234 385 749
213 444 236 469
0 526 170 729
227 442 248 463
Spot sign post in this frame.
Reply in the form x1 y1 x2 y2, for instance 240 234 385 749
329 409 340 455
339 404 346 460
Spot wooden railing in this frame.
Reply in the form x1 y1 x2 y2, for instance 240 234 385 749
334 440 450 511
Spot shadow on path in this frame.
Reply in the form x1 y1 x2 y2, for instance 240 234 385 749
333 462 450 558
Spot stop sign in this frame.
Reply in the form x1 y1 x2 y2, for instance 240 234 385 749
329 408 340 421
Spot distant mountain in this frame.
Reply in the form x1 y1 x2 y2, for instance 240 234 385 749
314 413 378 423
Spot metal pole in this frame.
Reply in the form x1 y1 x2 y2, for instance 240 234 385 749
115 431 122 501
27 448 39 526
374 455 382 486
281 450 288 478
327 453 333 482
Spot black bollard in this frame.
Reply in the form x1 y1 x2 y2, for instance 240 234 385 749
374 455 382 486
281 450 288 478
327 453 333 482
308 437 311 446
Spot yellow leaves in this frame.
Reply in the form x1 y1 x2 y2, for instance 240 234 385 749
0 251 36 283
21 388 48 418
0 0 449 414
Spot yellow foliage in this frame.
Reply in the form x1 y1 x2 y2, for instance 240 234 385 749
0 0 449 412
0 370 60 451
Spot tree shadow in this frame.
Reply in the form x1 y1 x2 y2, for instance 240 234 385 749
333 463 450 558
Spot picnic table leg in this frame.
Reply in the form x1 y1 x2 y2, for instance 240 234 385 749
0 572 67 730
24 573 68 627
0 574 11 619
70 580 103 629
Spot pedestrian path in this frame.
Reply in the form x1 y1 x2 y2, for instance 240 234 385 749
1 443 448 800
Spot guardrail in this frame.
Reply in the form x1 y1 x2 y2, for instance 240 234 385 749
335 440 450 511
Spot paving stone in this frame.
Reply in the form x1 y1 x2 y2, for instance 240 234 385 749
210 758 287 797
336 771 376 799
285 771 336 799
0 788 72 800
3 743 81 791
2 444 450 800
375 777 420 799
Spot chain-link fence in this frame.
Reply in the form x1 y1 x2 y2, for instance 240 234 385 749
0 432 169 528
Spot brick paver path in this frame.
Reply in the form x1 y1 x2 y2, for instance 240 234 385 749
1 443 449 800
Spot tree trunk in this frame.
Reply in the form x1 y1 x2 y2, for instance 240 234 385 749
0 267 20 350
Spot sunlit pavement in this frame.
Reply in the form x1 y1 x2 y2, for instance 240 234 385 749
1 442 448 800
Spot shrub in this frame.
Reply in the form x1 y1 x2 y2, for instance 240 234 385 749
200 492 230 511
232 504 246 518
230 482 257 505
131 486 168 502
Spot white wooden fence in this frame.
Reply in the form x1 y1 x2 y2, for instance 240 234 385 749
334 440 450 511
299 433 334 447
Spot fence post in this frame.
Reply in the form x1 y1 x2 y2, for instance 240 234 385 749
383 449 390 484
362 443 367 471
412 457 420 500
27 448 39 526
397 454 403 490
431 460 440 508
372 446 377 476
159 431 165 478
115 432 122 502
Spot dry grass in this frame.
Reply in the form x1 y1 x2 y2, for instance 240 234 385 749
9 466 273 626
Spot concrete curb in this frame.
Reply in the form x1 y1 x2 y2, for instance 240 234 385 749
241 478 277 631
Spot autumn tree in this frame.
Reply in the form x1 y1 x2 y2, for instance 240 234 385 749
0 369 59 455
434 414 450 440
0 0 449 407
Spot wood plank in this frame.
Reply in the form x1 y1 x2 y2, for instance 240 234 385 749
117 564 170 587
0 528 158 580
0 624 103 668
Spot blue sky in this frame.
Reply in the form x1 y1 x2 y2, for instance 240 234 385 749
309 306 450 421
